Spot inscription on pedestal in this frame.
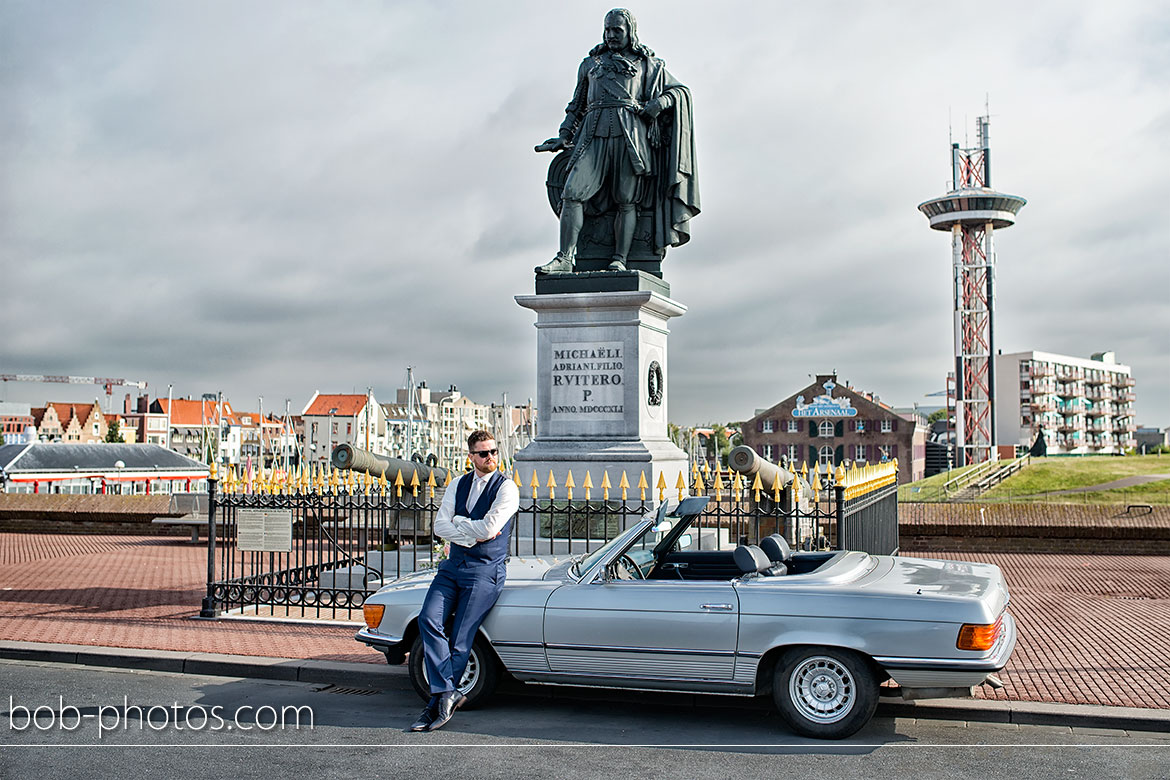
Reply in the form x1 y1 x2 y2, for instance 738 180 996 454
550 340 625 422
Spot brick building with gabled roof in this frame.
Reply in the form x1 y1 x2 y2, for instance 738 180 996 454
742 374 927 484
30 401 108 443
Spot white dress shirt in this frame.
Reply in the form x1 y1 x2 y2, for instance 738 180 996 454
432 470 520 548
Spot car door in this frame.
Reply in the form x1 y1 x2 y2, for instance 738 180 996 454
543 578 740 682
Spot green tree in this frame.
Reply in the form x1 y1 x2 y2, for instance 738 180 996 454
927 409 948 425
104 419 122 443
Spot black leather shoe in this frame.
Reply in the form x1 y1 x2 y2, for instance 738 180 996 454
408 700 438 732
426 691 466 732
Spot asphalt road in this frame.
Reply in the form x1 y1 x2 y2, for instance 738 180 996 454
2 660 1168 779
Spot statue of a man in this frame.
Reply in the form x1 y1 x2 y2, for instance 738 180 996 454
535 8 699 275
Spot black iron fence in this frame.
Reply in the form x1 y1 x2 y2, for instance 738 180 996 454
200 461 899 619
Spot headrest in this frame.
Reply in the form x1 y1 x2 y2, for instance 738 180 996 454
760 534 792 563
733 544 772 574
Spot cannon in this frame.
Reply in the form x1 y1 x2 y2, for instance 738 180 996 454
727 445 813 514
331 444 450 487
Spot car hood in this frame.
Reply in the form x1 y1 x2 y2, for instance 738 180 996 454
371 555 562 596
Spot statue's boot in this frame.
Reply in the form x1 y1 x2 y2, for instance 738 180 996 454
535 253 574 275
607 256 627 272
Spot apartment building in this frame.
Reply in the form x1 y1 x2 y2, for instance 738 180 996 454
996 350 1137 454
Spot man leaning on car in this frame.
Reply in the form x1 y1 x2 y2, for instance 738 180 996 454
409 430 519 732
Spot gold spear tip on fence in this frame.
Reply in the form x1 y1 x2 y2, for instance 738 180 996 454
619 471 630 489
582 471 594 489
800 461 808 478
529 470 540 488
751 472 762 491
713 470 725 491
639 472 650 489
393 469 404 487
444 470 452 486
565 470 575 488
835 463 846 483
695 472 705 492
546 470 557 488
512 470 522 488
410 470 420 487
770 471 783 492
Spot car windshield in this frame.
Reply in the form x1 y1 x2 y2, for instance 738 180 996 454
569 517 678 580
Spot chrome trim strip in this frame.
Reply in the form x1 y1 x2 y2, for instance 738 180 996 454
546 643 736 658
516 671 754 695
491 640 544 649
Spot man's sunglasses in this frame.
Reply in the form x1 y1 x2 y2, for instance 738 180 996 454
471 448 498 458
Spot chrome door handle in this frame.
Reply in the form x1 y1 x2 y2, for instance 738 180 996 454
700 603 734 611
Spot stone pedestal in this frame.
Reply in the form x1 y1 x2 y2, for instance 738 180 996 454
514 285 689 499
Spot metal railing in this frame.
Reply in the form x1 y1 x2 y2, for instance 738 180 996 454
199 462 899 619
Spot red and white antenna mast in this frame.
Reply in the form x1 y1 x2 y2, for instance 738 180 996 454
918 110 1026 466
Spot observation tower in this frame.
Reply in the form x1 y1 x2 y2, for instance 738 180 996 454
918 114 1026 467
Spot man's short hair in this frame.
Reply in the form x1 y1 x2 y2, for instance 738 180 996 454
468 430 494 450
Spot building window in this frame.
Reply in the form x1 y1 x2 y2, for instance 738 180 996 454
787 420 798 433
786 444 799 462
879 445 891 461
819 445 834 466
856 420 865 433
762 444 773 460
762 419 774 433
880 419 893 433
819 421 834 438
855 445 866 461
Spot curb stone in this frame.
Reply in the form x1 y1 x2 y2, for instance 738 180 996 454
3 640 1168 733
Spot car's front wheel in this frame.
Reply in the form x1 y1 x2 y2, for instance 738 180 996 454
773 646 879 739
408 633 500 710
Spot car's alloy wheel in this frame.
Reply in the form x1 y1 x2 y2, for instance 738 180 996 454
773 646 878 739
408 633 500 710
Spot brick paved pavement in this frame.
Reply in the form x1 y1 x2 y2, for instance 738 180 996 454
0 533 1167 709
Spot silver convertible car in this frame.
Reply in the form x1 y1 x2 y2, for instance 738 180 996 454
357 497 1016 739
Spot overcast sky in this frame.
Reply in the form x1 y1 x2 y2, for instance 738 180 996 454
2 1 1167 428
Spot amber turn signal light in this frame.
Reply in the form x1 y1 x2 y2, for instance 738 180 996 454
363 604 385 629
957 617 1002 651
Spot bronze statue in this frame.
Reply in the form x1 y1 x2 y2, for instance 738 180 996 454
535 8 699 276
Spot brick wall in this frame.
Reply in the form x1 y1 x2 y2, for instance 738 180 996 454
899 502 1170 555
0 494 191 536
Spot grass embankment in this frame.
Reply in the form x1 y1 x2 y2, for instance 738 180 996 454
981 455 1170 504
898 462 986 502
901 454 1170 505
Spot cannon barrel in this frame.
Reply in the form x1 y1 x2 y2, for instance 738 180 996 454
727 445 814 513
727 445 795 489
331 444 449 486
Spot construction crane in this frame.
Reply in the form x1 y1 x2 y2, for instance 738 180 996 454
1 375 148 410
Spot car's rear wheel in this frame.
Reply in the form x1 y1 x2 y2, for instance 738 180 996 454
773 646 879 739
408 633 500 710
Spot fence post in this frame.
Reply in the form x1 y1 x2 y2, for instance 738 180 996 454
200 477 219 618
834 483 845 551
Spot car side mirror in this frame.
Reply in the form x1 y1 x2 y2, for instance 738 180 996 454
600 562 617 583
677 533 692 550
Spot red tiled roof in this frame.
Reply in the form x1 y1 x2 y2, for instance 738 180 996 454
156 399 225 427
303 394 368 417
46 402 101 427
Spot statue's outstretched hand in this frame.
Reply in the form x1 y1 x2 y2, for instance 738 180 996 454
535 137 568 153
